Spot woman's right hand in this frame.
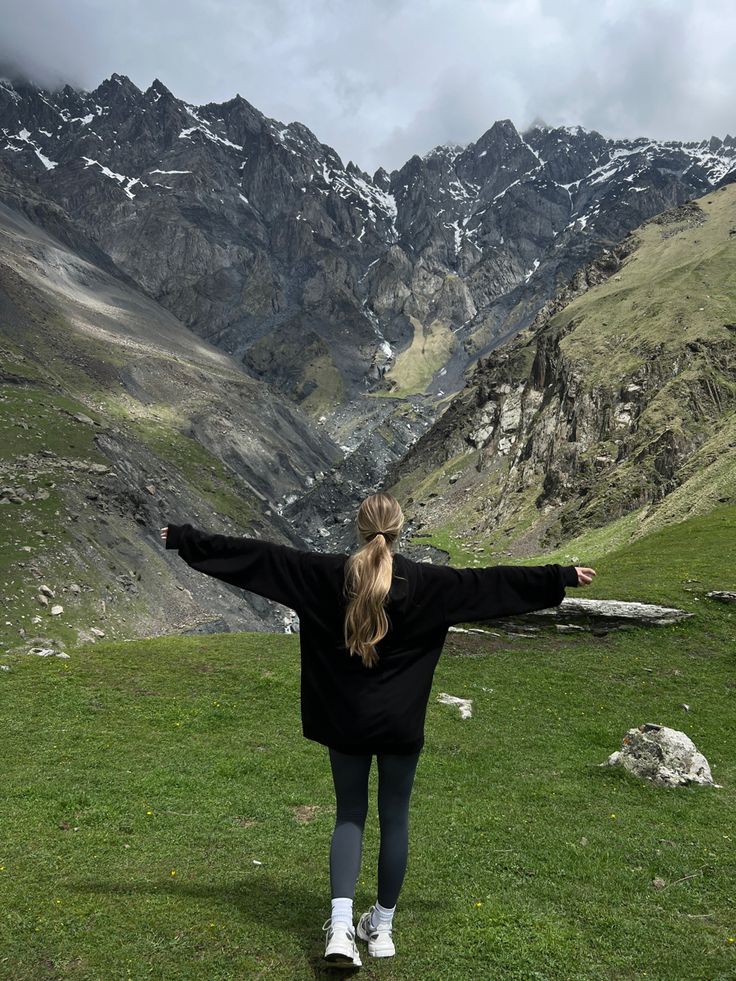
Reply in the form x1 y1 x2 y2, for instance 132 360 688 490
575 566 596 586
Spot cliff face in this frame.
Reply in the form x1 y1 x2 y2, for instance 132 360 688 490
1 74 734 415
384 187 736 554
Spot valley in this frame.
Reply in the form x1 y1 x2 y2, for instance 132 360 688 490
0 72 734 653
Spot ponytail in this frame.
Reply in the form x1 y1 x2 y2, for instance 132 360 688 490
343 493 405 668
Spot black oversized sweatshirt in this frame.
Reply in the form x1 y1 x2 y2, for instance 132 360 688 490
165 523 580 755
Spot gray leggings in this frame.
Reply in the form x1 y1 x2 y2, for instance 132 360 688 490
328 747 421 908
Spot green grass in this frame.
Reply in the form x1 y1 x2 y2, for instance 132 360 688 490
381 315 458 398
0 386 108 463
2 507 735 979
557 186 736 390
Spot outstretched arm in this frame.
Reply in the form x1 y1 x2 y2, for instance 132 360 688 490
160 523 307 613
436 561 596 627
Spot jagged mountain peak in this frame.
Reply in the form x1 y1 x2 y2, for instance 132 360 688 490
373 166 391 189
109 72 136 86
489 117 518 134
475 118 522 147
1 72 735 422
145 77 175 100
395 153 424 178
93 73 142 103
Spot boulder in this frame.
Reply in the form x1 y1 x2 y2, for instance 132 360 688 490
601 723 717 787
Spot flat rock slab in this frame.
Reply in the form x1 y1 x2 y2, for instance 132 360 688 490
501 597 694 628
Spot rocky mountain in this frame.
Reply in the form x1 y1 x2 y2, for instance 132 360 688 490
384 185 736 559
1 69 735 651
1 73 734 417
0 191 343 644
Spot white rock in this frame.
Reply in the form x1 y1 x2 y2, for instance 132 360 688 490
526 596 692 626
601 723 717 787
50 605 64 616
437 692 473 719
499 393 522 432
706 590 736 604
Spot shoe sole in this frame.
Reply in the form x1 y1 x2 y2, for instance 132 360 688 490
324 953 362 968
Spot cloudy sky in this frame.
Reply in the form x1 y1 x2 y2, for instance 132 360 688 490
1 0 734 174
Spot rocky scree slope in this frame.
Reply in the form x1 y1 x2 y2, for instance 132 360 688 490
0 195 341 651
385 185 736 557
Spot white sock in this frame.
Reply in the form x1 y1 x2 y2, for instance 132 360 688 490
331 897 353 928
370 900 396 929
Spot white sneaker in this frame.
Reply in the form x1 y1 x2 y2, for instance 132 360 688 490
322 918 362 967
356 906 396 958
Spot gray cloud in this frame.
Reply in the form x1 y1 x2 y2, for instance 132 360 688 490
1 0 734 174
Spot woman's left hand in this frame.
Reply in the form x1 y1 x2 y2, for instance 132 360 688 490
160 526 168 544
575 566 596 586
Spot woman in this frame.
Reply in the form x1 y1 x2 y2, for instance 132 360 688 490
161 492 595 968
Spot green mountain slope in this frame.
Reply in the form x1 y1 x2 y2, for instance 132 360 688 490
385 185 736 563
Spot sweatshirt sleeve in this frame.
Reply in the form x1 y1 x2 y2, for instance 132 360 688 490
437 561 579 627
165 523 307 612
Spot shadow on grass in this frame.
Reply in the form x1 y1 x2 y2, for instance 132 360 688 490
70 872 379 978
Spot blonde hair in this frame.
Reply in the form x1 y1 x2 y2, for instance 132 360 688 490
343 492 405 668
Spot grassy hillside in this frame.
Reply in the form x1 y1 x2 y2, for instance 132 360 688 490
2 506 735 980
557 193 735 387
386 184 736 561
373 314 458 399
